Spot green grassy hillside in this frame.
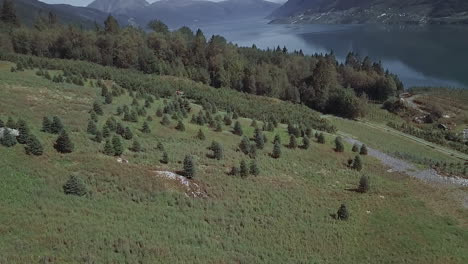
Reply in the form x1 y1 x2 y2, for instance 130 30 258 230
1 60 467 263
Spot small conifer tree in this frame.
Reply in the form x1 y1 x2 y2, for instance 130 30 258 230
249 160 260 176
25 134 43 156
358 175 370 193
93 102 103 115
352 143 359 152
176 120 185 131
197 129 206 140
87 120 97 135
210 141 223 160
51 116 64 134
103 140 114 155
54 130 74 153
318 133 326 144
273 134 281 145
302 136 310 149
142 121 151 133
123 127 133 140
63 175 87 196
102 126 111 138
230 166 240 176
157 142 165 151
240 160 249 178
131 140 142 152
352 155 363 171
161 151 169 164
251 120 257 127
183 155 196 179
239 137 250 154
288 135 298 149
6 117 16 129
335 137 344 152
112 136 123 156
272 141 281 159
254 128 264 149
94 131 103 143
161 115 171 126
156 107 163 117
104 93 113 104
337 204 349 220
16 119 30 144
0 128 17 147
360 144 368 155
224 115 232 126
233 121 243 136
215 122 223 132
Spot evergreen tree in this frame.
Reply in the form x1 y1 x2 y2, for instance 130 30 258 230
233 121 243 136
104 118 116 132
224 115 232 126
0 118 4 128
337 204 349 220
183 155 196 179
54 130 74 153
112 136 123 156
230 166 240 176
104 15 119 34
104 93 113 104
335 136 344 152
232 112 239 119
25 134 43 156
142 121 151 133
116 106 123 116
305 127 312 138
51 116 64 134
249 160 260 176
239 137 250 154
272 141 281 159
116 123 125 136
157 142 165 151
273 134 281 145
210 141 223 160
360 144 368 155
1 0 20 26
93 102 103 115
156 107 163 117
197 129 206 140
215 122 223 132
254 128 264 149
6 117 16 129
161 115 171 126
352 143 359 152
90 110 98 122
161 151 169 164
101 86 108 97
358 175 370 193
0 128 17 147
176 120 185 131
352 155 363 171
63 175 87 196
302 136 310 149
123 127 133 140
94 130 103 143
87 120 97 135
240 160 249 178
102 126 111 138
250 120 257 127
16 119 30 144
131 140 142 152
249 144 257 159
288 135 298 149
103 140 114 155
318 133 326 144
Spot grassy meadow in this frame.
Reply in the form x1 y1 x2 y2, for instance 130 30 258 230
0 61 467 263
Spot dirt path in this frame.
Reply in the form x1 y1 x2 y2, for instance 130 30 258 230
344 137 468 187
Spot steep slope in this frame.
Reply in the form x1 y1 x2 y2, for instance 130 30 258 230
88 0 281 28
270 0 468 24
0 0 130 28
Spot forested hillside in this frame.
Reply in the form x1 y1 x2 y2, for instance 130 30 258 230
270 0 468 24
1 1 403 119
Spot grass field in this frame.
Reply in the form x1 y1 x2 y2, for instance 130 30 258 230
1 61 467 263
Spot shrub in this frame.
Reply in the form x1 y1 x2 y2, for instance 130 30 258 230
360 144 368 155
131 140 142 152
176 120 185 131
318 133 326 144
352 143 359 152
335 136 344 152
161 115 171 126
63 175 87 196
161 151 169 164
230 166 240 176
337 204 349 220
142 122 151 133
197 129 206 140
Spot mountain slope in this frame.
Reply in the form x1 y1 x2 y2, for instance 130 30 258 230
0 0 130 28
88 0 281 27
270 0 468 24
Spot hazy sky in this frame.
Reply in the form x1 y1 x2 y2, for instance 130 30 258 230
42 0 287 7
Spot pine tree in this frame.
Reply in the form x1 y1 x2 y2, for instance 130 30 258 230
6 117 16 129
90 110 98 122
360 144 368 155
104 118 116 132
183 155 196 179
337 204 349 220
239 137 250 154
240 160 249 178
104 93 113 104
54 130 74 153
157 142 165 151
102 126 111 138
87 120 97 135
112 136 123 156
249 160 260 176
215 122 223 132
352 143 359 152
254 128 264 149
197 129 206 140
16 119 30 144
116 106 123 116
25 135 43 156
224 115 232 126
288 135 298 149
318 133 326 144
305 127 312 138
103 140 114 155
210 141 223 160
131 140 142 152
51 116 64 134
251 120 257 127
161 115 171 126
230 166 240 176
272 141 281 159
1 0 20 26
142 122 151 133
156 107 163 117
352 155 363 171
335 136 344 152
0 118 4 128
94 131 103 143
273 134 281 145
63 175 87 196
358 175 369 193
176 120 185 131
302 136 310 149
0 128 17 147
233 121 243 136
116 123 125 136
161 151 169 164
101 86 108 97
249 144 257 159
93 102 103 115
123 127 133 140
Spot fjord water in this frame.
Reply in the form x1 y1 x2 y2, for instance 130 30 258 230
195 18 468 88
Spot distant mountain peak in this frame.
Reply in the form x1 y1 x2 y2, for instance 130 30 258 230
88 0 150 14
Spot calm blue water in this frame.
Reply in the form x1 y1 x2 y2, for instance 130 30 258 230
192 18 468 89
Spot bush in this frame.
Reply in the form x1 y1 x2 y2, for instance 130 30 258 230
161 151 169 164
318 133 326 144
183 155 196 178
161 115 171 126
230 166 240 176
336 204 349 220
360 144 368 155
63 175 87 196
352 143 359 152
302 136 310 149
176 120 185 131
335 137 344 152
197 129 206 140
